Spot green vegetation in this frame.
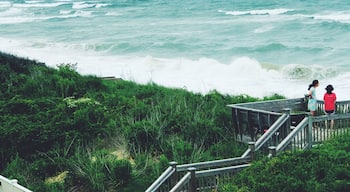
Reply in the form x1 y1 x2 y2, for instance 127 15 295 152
221 134 350 192
1 52 284 191
3 52 348 192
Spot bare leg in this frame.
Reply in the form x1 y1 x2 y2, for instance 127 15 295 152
330 119 334 129
310 111 317 128
310 111 316 116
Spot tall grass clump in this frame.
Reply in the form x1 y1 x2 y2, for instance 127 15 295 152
67 148 132 192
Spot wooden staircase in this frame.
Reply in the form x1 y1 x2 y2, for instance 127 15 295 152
145 98 350 192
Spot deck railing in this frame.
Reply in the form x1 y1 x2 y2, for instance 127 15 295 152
315 100 350 115
271 113 350 156
228 98 307 142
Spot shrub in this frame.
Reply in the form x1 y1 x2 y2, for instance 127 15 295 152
221 134 350 192
67 148 133 192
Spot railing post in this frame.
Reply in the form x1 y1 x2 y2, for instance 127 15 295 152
307 115 313 149
268 146 277 158
304 94 309 111
248 142 255 161
282 108 292 149
188 167 197 192
283 108 291 133
169 161 178 187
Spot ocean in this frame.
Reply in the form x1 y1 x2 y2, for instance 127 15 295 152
1 0 350 100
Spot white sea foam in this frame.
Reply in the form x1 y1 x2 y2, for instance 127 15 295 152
72 10 93 17
72 2 95 9
0 10 92 24
13 2 67 8
95 4 110 8
0 17 36 24
219 8 350 24
59 10 73 15
1 37 348 100
312 11 350 23
281 64 339 80
0 7 22 16
0 2 11 8
221 8 293 16
25 0 44 4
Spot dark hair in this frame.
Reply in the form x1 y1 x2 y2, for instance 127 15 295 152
308 80 319 90
325 84 334 94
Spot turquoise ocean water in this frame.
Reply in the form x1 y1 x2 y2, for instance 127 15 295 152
1 0 350 99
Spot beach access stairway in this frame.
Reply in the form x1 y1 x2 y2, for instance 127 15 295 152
146 97 350 192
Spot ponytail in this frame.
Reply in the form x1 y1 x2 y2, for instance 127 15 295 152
308 80 319 90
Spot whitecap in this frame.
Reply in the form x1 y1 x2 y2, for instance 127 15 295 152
72 2 95 9
95 4 110 8
74 10 93 17
25 0 43 4
59 10 73 15
312 11 350 24
0 7 22 17
13 2 67 8
220 8 294 16
0 1 11 8
0 17 36 24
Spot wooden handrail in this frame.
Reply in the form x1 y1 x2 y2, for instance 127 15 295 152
255 113 289 151
276 117 308 152
145 165 176 192
226 105 282 115
169 172 191 192
241 148 251 158
176 156 250 172
0 175 32 192
196 164 251 177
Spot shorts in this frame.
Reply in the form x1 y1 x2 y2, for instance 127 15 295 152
325 110 335 115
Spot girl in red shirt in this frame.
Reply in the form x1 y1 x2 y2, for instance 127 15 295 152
324 85 336 114
323 84 336 129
